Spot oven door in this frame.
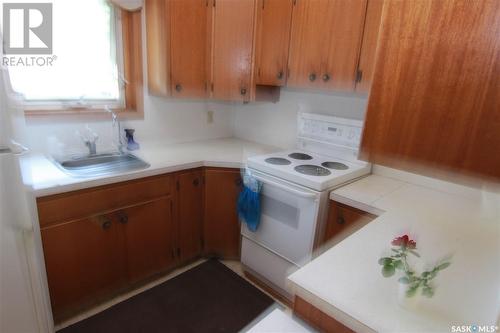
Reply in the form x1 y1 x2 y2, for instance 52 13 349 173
241 169 321 266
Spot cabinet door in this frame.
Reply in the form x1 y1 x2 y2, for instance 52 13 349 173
145 0 170 97
360 0 500 181
119 197 175 284
41 215 125 316
212 0 256 102
288 0 367 91
322 201 375 248
355 0 384 93
254 0 293 86
176 170 203 263
203 168 242 259
170 0 209 98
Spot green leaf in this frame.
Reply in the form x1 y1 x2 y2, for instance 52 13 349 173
409 250 421 257
422 287 434 298
378 257 393 266
436 262 451 271
382 264 396 278
406 286 418 298
394 260 405 270
398 276 410 284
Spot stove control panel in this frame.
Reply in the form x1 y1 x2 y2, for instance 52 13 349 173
298 113 363 148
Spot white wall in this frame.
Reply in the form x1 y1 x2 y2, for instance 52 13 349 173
232 89 368 149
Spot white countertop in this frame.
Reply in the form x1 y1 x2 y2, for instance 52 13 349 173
19 138 278 197
288 174 500 333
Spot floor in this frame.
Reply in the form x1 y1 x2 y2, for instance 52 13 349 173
55 259 292 331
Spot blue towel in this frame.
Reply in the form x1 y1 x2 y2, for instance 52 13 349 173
237 170 262 232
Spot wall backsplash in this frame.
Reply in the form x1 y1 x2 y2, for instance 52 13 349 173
231 89 368 149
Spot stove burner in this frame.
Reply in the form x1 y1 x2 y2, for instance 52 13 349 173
265 157 292 165
288 152 313 160
322 161 349 170
294 165 332 176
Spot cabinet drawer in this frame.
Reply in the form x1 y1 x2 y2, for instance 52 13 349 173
37 174 174 228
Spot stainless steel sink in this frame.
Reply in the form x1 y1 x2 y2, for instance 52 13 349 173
55 153 150 177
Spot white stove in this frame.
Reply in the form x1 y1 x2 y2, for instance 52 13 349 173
241 113 371 300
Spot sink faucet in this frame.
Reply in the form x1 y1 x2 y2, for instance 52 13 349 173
78 126 99 156
105 106 125 154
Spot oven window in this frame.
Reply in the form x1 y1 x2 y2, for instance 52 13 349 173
261 194 299 229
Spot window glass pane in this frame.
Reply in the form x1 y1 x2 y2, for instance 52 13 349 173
3 0 120 102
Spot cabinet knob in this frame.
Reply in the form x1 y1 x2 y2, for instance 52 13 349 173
175 84 182 92
322 73 331 82
337 215 345 225
240 88 247 95
100 216 112 230
193 178 200 187
277 71 284 80
117 211 128 225
235 178 243 187
308 73 317 82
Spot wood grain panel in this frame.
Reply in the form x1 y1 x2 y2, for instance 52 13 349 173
176 169 203 263
355 0 384 93
360 0 500 182
212 0 256 102
254 0 293 86
122 9 144 113
145 0 170 97
203 168 242 259
170 0 209 98
37 174 173 228
120 197 175 283
41 215 126 317
294 296 354 333
288 0 366 91
322 201 375 248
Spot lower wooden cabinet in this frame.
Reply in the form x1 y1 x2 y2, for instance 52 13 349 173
322 201 376 248
120 197 175 284
176 169 204 263
203 168 242 259
41 214 126 316
294 296 354 333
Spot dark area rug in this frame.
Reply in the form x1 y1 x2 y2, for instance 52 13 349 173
58 259 274 333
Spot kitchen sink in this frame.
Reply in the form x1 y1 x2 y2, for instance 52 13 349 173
54 153 150 177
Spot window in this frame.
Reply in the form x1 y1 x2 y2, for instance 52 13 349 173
2 0 125 110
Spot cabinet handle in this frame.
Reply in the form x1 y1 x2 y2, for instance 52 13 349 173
193 178 200 187
322 73 331 82
277 71 284 80
240 88 247 95
117 211 128 225
308 73 317 82
100 216 112 230
175 84 182 92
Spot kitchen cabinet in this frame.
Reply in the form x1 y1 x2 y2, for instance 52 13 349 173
211 0 257 102
176 169 204 263
287 0 367 91
170 0 210 98
360 0 500 182
355 0 384 93
120 198 175 284
41 215 126 318
145 0 170 97
322 201 375 248
254 0 293 86
294 296 354 333
203 168 242 259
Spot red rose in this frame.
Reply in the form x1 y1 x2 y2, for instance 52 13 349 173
391 235 416 249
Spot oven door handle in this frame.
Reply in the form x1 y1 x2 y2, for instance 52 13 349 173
253 175 319 200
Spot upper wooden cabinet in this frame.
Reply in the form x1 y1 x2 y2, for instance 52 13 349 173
170 0 210 98
287 0 367 91
360 0 500 182
254 0 293 86
211 0 257 102
355 0 383 93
